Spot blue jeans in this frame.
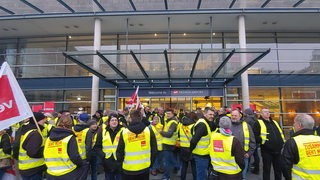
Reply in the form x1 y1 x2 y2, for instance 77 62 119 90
150 151 163 171
0 168 5 180
193 155 209 180
163 150 176 179
242 157 249 180
90 154 102 180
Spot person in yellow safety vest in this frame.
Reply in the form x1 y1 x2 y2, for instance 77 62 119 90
159 109 179 180
149 115 164 176
95 113 124 180
253 107 285 180
18 112 47 180
157 107 166 126
179 112 198 180
73 113 90 160
281 114 320 180
116 109 157 180
0 129 12 179
86 119 100 180
190 107 217 180
230 109 256 180
44 114 89 180
209 116 245 179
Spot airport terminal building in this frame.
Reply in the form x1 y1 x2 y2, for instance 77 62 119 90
1 0 320 127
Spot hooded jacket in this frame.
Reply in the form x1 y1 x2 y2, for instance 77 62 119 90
45 127 87 180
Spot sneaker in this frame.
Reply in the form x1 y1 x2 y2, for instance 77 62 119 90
162 177 170 180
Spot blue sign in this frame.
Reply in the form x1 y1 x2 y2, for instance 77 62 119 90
119 88 223 97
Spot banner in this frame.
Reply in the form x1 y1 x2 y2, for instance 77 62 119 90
0 62 33 131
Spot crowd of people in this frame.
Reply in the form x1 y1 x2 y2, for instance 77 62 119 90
0 105 320 180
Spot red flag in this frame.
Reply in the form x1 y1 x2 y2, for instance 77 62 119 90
0 62 33 131
126 86 139 109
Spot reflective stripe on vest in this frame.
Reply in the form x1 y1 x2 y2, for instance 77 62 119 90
102 124 123 159
122 127 151 171
0 133 11 159
73 127 89 159
18 129 45 170
179 123 194 148
258 119 285 144
151 125 163 151
210 132 241 175
162 120 178 146
242 121 250 151
44 135 77 176
192 118 211 155
292 135 320 180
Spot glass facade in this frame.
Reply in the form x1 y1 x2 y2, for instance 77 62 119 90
1 27 320 127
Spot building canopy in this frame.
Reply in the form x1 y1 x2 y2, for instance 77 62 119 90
64 48 270 88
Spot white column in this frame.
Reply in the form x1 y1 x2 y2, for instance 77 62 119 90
238 15 250 109
91 18 101 115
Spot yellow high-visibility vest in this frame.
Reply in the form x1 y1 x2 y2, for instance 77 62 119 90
73 127 89 160
151 123 163 151
122 127 151 171
292 135 320 180
18 130 45 170
210 132 241 175
0 133 11 159
192 119 211 155
162 120 178 146
257 119 285 144
242 121 250 151
44 135 77 176
179 123 194 148
102 124 124 159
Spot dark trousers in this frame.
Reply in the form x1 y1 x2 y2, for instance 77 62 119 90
261 151 282 180
122 170 149 180
252 147 260 171
180 159 196 180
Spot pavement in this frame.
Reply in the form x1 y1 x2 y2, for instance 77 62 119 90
90 148 281 180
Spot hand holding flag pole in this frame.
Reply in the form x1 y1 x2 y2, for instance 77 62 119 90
126 86 142 110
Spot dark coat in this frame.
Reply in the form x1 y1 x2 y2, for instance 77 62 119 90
179 117 195 161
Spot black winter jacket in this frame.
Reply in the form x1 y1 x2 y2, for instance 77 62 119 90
253 117 284 154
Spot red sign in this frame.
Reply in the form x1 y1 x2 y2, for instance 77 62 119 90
0 75 20 121
213 140 224 152
44 101 54 113
32 105 43 112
